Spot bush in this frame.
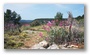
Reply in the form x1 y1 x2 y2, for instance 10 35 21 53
78 19 84 27
42 21 68 44
4 34 24 49
30 20 41 26
49 28 68 44
19 32 28 39
4 37 22 49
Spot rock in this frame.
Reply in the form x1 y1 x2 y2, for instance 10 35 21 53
39 40 49 47
61 47 69 49
31 44 45 49
31 40 48 49
67 44 78 48
59 45 69 49
47 43 59 49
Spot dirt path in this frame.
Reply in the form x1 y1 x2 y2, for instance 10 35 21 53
21 30 43 49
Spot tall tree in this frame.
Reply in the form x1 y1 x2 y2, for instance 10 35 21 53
55 12 63 21
55 12 63 25
4 9 12 22
4 9 21 32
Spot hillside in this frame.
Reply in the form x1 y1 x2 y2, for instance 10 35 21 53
20 20 33 24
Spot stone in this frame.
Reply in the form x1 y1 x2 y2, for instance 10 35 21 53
31 40 48 49
47 43 59 49
31 44 45 49
39 40 48 47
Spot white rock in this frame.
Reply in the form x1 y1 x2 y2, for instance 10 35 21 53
39 40 48 47
67 45 78 48
61 47 69 49
47 43 59 49
31 40 48 49
31 44 45 49
59 45 69 49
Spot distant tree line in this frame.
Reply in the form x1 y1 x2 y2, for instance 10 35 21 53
75 14 84 20
30 12 84 27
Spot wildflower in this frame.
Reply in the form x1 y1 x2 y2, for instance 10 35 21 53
69 24 72 29
55 19 58 22
45 27 50 32
43 25 50 32
59 22 63 26
47 21 52 27
51 20 55 26
24 24 30 26
45 37 49 41
51 20 55 23
39 32 43 37
43 25 46 30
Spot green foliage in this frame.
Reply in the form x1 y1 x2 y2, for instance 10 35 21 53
4 32 28 49
4 9 21 23
19 32 28 39
30 20 41 26
54 12 63 25
55 12 63 21
6 30 20 36
4 34 24 49
21 25 30 30
4 9 22 32
75 14 84 20
78 19 84 27
47 27 68 44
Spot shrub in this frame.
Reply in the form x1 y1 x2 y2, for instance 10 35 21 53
30 20 41 26
19 32 28 39
4 37 24 49
49 28 68 44
4 34 24 49
42 21 68 44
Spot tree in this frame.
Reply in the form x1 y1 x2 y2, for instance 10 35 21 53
4 9 12 22
55 12 63 25
30 20 41 26
4 9 21 32
55 12 63 21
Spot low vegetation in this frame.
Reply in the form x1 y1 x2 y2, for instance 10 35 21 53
4 9 84 49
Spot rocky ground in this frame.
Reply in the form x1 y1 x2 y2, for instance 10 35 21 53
21 40 79 49
20 30 82 49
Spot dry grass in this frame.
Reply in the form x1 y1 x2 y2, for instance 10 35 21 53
22 25 50 48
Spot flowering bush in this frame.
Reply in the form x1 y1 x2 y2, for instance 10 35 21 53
39 32 43 38
42 20 68 44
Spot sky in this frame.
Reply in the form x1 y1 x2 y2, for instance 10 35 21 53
4 4 84 20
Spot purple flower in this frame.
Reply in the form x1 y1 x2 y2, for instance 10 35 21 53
47 21 52 27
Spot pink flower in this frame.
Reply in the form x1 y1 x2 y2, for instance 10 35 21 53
55 19 58 22
47 21 52 27
59 22 63 26
43 25 46 30
69 24 72 29
39 32 43 37
45 27 50 31
24 24 30 26
43 25 50 32
51 20 55 26
51 20 55 23
45 37 49 41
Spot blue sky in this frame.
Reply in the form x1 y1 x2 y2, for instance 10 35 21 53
4 4 84 20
